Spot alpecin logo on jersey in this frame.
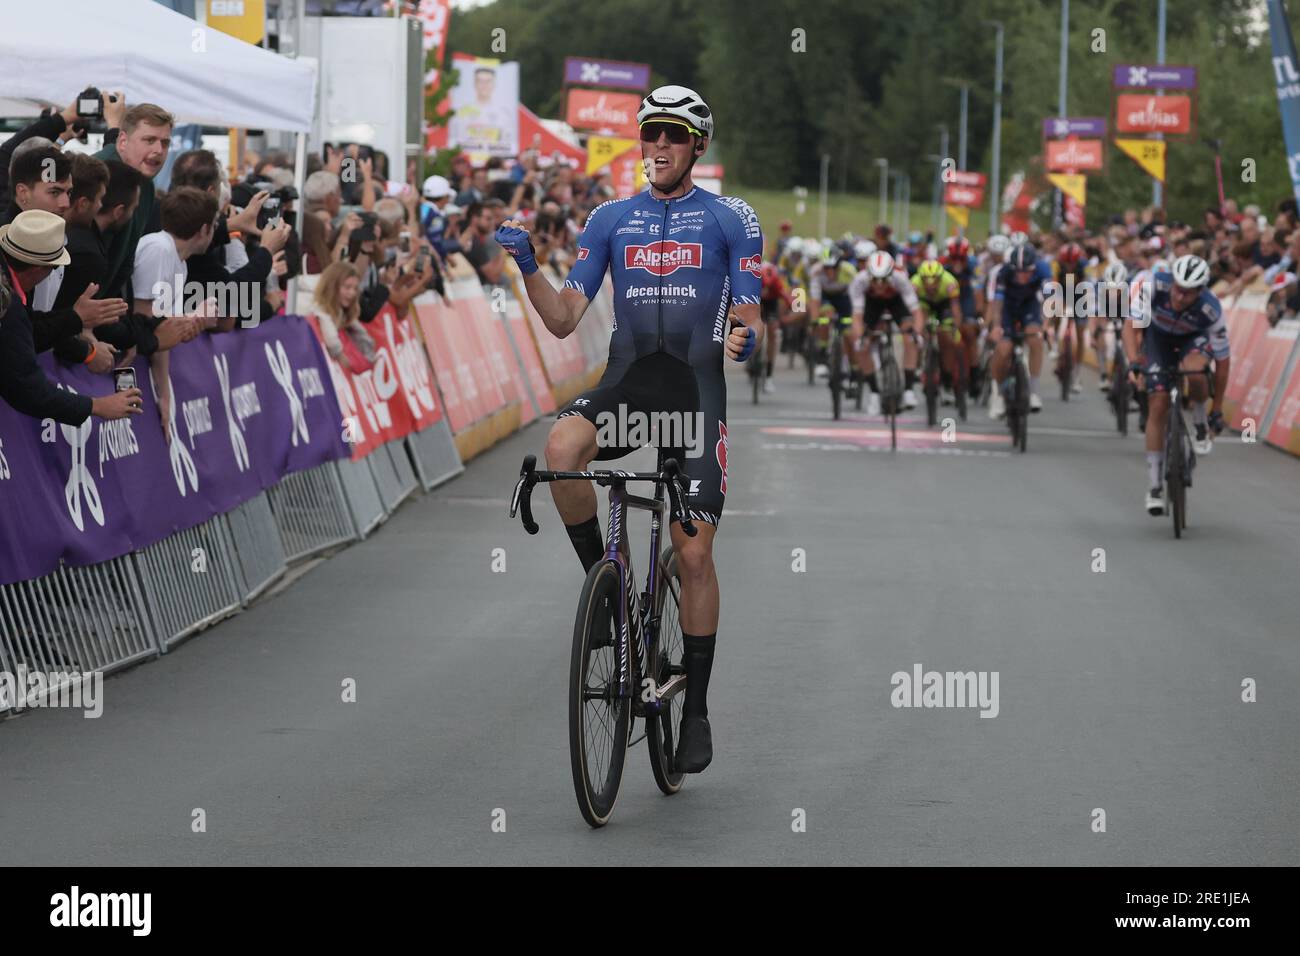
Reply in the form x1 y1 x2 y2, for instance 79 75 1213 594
739 254 762 277
624 241 703 276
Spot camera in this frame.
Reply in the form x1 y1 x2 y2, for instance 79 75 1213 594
257 196 282 230
76 87 103 120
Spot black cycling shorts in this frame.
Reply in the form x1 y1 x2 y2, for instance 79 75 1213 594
864 295 912 329
557 352 727 527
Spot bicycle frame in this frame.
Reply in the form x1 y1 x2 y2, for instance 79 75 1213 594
510 454 697 713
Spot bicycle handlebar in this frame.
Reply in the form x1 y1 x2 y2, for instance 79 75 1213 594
509 455 698 538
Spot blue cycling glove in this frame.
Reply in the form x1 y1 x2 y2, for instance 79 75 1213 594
495 225 538 275
733 323 757 362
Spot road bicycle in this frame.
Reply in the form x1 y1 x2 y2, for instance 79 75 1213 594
510 452 697 827
921 316 967 426
870 324 905 451
1004 322 1030 453
1131 367 1214 539
828 316 864 420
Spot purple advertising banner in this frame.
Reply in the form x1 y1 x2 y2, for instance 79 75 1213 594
563 56 651 91
1042 116 1108 138
0 315 349 586
1112 64 1198 89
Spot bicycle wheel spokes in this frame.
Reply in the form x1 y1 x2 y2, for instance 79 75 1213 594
569 561 630 827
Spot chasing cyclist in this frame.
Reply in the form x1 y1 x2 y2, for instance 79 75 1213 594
495 85 762 773
988 243 1051 419
912 258 965 405
1123 255 1230 516
849 250 923 414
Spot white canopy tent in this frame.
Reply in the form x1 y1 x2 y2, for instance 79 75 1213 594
0 0 319 303
0 0 316 133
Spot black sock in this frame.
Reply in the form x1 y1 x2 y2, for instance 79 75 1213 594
681 632 716 718
904 368 917 390
565 516 605 573
866 372 879 393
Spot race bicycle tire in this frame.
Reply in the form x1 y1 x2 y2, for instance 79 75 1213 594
1167 403 1187 538
830 331 844 421
569 560 630 828
646 548 686 796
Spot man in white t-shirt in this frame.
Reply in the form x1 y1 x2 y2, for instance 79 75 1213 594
131 185 218 441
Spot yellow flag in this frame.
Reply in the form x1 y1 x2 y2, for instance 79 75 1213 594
945 205 970 229
206 0 266 45
1115 138 1167 183
1047 173 1087 206
586 136 638 175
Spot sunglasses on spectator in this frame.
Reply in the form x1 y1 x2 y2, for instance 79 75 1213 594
639 119 700 145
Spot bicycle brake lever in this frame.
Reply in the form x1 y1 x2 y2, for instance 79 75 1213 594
511 455 539 534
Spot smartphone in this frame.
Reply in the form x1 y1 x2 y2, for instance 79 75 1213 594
258 196 282 230
113 367 136 392
400 231 411 255
415 250 429 273
385 246 398 266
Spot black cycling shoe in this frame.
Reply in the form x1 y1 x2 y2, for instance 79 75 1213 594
675 716 713 773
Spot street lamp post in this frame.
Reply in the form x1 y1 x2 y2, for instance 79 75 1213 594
986 20 1004 237
876 158 889 227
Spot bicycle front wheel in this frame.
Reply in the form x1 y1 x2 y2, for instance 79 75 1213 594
569 560 630 828
829 332 844 420
646 548 686 795
1167 413 1187 538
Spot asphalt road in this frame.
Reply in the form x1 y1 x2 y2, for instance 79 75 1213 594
3 354 1299 865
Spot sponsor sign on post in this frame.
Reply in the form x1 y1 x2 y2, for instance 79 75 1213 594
565 89 641 138
1114 94 1194 135
1045 138 1104 172
563 57 651 91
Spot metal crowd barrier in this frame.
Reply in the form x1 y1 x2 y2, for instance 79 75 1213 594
335 455 386 537
1 555 158 714
406 417 464 491
133 513 244 650
368 438 419 514
223 491 287 603
267 460 358 561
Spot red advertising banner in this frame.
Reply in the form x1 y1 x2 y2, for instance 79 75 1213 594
565 89 641 138
1115 94 1193 134
307 304 442 460
1221 291 1282 429
1266 343 1300 454
410 297 483 434
504 296 557 415
1045 138 1104 171
948 171 986 187
525 268 588 384
1235 320 1299 432
447 280 521 415
943 183 984 208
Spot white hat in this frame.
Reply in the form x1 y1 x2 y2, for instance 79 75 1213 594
422 174 452 200
0 209 70 267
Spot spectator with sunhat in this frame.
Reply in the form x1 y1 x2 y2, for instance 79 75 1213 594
0 210 140 425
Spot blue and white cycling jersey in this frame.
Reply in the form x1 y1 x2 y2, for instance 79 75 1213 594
993 258 1052 319
1134 271 1229 360
562 186 764 376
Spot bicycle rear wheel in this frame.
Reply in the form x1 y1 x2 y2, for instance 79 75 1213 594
924 343 939 427
955 356 968 422
829 332 843 420
1167 410 1187 538
1059 327 1073 402
646 548 686 795
1113 353 1130 437
569 560 630 828
1013 358 1029 452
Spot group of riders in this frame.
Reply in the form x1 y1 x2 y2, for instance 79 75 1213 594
754 223 1230 516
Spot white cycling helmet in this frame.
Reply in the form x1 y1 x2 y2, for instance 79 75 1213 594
1103 261 1128 284
866 250 896 279
1171 254 1211 290
804 239 822 261
986 235 1011 258
637 85 713 139
854 239 877 259
785 236 805 256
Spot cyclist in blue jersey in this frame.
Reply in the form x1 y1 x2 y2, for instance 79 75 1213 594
988 243 1051 418
1122 255 1229 515
943 236 982 397
494 85 763 773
